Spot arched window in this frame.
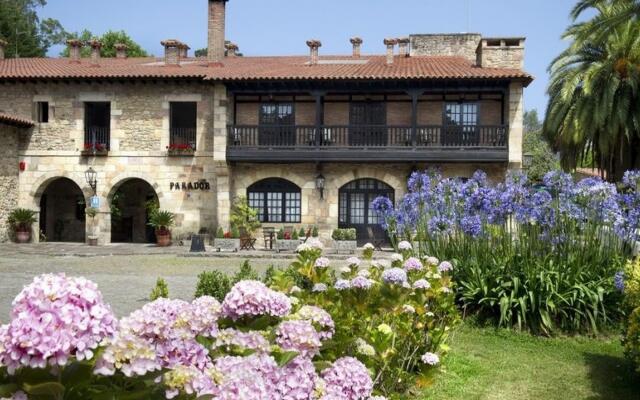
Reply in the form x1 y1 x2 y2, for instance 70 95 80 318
247 178 301 223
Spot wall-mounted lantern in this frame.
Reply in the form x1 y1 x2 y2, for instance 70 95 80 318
85 167 97 194
315 174 326 199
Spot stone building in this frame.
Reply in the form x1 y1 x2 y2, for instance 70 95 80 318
0 0 532 245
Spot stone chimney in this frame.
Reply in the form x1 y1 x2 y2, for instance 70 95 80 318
307 40 322 65
88 39 102 65
409 34 482 63
179 43 190 58
384 38 397 65
397 37 410 57
476 38 525 69
350 37 363 58
161 39 182 66
208 0 228 66
67 39 83 63
225 42 239 57
114 43 128 59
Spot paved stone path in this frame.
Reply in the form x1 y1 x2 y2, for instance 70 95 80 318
0 243 391 319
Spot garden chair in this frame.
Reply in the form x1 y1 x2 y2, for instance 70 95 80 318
367 227 384 251
239 228 257 251
263 227 275 250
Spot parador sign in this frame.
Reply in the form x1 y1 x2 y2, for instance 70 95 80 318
170 180 211 191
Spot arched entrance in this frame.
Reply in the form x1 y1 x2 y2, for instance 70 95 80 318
39 178 86 242
110 179 159 243
338 178 394 245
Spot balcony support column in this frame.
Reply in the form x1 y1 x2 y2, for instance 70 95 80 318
312 91 325 149
407 89 423 147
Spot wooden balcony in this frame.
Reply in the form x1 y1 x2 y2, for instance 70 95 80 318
227 125 508 163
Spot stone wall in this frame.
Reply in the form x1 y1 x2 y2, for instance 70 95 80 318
410 34 482 63
0 82 216 153
0 124 20 242
477 39 525 69
229 162 507 241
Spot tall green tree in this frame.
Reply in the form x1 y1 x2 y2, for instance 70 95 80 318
543 1 640 181
523 109 542 134
0 0 66 57
61 30 148 58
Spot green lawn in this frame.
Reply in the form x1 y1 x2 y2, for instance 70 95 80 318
421 325 639 400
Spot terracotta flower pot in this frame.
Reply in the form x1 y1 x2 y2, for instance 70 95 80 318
156 232 172 247
16 230 31 243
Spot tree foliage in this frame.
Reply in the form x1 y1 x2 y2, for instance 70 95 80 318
0 0 66 57
543 0 640 181
61 29 148 58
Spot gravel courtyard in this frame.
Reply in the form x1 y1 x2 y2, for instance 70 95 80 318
0 247 294 319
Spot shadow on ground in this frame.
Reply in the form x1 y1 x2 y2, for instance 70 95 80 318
583 352 640 400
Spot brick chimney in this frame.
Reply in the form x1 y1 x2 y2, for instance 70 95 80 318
67 39 83 63
161 39 182 66
397 37 410 57
88 39 102 65
208 0 228 66
0 38 7 60
350 37 363 58
306 40 322 65
225 42 239 57
114 43 128 59
384 38 397 65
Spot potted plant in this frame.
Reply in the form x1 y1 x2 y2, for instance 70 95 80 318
214 226 240 252
8 208 37 243
332 228 357 254
275 228 298 253
148 209 175 247
229 196 261 237
82 142 109 156
312 225 319 237
85 207 99 246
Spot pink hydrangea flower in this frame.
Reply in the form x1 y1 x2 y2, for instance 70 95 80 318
0 274 117 374
421 352 440 366
221 281 292 320
277 357 321 400
315 257 331 268
438 261 454 273
213 354 280 399
321 357 373 400
276 320 322 357
403 257 423 271
214 328 270 353
293 305 335 340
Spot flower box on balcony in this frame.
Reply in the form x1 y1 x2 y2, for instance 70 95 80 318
81 143 109 156
167 144 196 156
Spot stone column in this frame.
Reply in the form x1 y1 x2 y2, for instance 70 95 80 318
397 37 410 57
161 39 182 66
508 81 524 169
67 39 83 63
213 84 231 229
89 39 102 66
114 43 128 59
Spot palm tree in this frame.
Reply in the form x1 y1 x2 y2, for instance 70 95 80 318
544 1 640 181
569 0 640 45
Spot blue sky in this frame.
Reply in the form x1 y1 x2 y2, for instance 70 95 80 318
41 0 579 116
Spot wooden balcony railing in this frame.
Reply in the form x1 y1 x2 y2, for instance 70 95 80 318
227 124 508 162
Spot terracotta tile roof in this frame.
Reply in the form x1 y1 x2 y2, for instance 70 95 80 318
0 113 35 128
0 55 533 85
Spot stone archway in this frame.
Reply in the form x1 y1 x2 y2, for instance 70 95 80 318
38 178 87 242
109 178 159 243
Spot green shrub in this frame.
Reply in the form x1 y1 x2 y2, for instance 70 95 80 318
624 307 640 373
277 244 459 395
277 228 284 240
230 225 240 239
299 227 306 238
230 196 261 235
216 227 225 239
148 210 175 233
149 278 169 301
331 228 356 241
622 258 640 315
194 270 232 301
233 260 260 283
292 230 299 240
312 226 319 237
